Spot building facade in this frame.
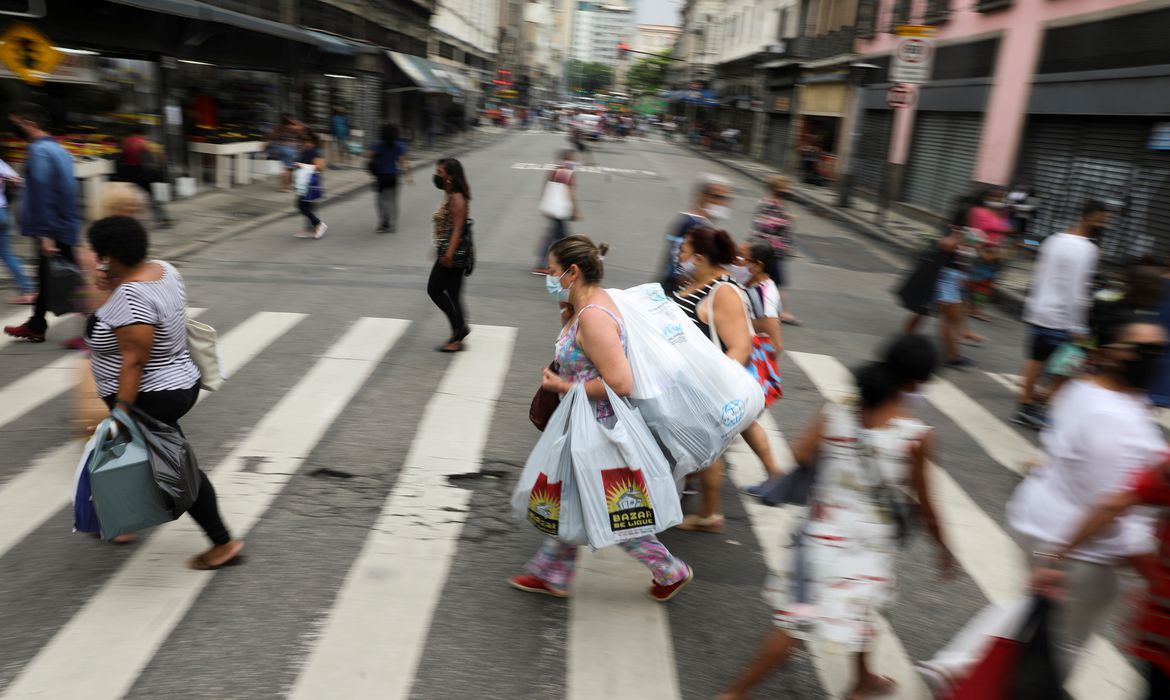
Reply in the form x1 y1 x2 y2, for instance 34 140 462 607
572 2 636 66
635 24 681 55
853 0 1170 260
430 0 500 119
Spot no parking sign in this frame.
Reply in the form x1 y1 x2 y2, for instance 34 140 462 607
891 25 934 84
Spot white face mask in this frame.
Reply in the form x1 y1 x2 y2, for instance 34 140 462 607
706 204 730 221
729 264 752 286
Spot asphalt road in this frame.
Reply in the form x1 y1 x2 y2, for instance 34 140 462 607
0 130 1141 700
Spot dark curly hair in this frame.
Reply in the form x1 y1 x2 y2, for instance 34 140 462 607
88 215 148 266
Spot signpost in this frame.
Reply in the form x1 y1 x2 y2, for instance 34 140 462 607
0 21 61 84
886 83 917 109
890 25 934 85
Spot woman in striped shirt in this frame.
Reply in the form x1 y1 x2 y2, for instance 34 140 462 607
87 216 243 569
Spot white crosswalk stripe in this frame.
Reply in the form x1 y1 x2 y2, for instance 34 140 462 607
0 315 1151 699
0 316 403 700
289 324 514 700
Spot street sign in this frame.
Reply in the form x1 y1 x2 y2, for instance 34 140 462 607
0 21 60 84
887 83 917 109
890 25 934 85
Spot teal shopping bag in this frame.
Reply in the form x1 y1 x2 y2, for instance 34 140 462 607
88 408 176 541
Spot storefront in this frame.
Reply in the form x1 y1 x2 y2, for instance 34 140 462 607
902 112 984 216
384 50 464 142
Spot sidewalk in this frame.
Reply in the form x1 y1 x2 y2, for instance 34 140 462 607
684 144 1032 312
0 126 506 291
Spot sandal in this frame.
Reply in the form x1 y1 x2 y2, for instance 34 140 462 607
437 341 464 353
188 540 245 570
846 675 897 699
676 513 725 533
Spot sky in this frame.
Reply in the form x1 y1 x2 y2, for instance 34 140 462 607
636 0 681 26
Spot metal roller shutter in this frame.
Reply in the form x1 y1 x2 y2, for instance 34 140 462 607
1016 117 1163 262
902 112 982 216
764 114 790 169
854 109 891 195
354 72 381 149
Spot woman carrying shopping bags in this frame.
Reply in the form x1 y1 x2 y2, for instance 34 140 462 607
86 215 243 570
509 235 693 601
672 226 782 532
720 334 954 700
293 131 327 239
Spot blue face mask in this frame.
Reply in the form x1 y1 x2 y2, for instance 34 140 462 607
546 271 571 302
678 258 697 279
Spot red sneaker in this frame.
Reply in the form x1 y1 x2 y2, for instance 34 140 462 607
3 323 45 343
509 574 569 598
648 565 694 602
61 337 88 351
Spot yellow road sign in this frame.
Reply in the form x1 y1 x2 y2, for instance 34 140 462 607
0 22 61 84
895 24 934 38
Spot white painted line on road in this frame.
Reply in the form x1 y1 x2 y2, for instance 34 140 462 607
0 309 290 563
567 547 682 700
289 324 514 700
789 352 1138 700
0 310 207 431
924 375 1037 476
983 371 1021 393
0 315 394 700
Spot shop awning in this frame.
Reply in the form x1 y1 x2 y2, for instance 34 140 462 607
667 89 719 107
107 0 355 54
386 51 461 95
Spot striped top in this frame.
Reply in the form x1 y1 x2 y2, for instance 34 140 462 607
673 274 736 350
87 260 200 397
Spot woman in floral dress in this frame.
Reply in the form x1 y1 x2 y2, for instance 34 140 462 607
751 175 801 325
719 334 954 699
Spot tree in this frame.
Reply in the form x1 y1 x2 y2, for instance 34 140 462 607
626 50 671 96
566 60 613 94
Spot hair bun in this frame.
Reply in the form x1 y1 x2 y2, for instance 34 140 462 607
597 242 610 258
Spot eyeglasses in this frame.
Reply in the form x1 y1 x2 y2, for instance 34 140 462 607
1104 342 1168 357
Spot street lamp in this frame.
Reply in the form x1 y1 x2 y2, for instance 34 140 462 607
837 62 881 209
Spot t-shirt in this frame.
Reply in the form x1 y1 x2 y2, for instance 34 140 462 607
1007 379 1163 563
87 261 200 398
1023 232 1099 333
1127 460 1170 674
297 146 320 166
746 278 781 319
373 139 406 175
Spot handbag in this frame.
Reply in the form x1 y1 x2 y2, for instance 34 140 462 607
529 361 561 431
706 281 783 406
45 253 83 316
186 313 224 391
87 409 176 541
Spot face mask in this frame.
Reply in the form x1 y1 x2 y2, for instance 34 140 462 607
1089 225 1107 240
545 272 571 302
678 258 697 279
706 204 730 221
96 261 109 273
433 174 446 190
729 264 752 286
1121 354 1162 390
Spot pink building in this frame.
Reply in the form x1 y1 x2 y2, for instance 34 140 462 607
851 0 1170 258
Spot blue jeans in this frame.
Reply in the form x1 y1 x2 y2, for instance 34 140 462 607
0 208 32 293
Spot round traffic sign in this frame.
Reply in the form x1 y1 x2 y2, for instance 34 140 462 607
887 84 917 109
896 37 933 64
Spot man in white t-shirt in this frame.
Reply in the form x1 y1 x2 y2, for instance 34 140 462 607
1013 199 1107 428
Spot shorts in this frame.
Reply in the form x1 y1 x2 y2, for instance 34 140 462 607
1029 325 1072 363
935 267 966 305
276 144 298 169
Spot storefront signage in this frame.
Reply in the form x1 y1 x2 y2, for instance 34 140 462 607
772 96 791 112
887 83 917 109
891 25 934 85
0 21 60 84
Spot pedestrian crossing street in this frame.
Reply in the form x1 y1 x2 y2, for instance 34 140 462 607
0 308 1147 700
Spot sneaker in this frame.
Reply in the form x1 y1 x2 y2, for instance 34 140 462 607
508 574 569 598
294 230 314 239
744 481 771 498
531 267 550 276
61 337 87 351
3 323 45 342
1011 404 1047 431
313 223 328 239
676 513 725 533
648 565 694 602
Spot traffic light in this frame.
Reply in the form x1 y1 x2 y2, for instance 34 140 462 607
17 36 36 69
617 42 630 57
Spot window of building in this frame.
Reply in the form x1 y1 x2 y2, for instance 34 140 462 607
889 0 912 31
778 8 789 41
975 0 1012 10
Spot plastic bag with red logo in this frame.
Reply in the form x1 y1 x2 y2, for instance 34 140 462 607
511 383 586 544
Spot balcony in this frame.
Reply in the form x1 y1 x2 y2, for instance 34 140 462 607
799 27 857 62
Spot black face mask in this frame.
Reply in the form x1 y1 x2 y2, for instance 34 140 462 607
433 174 446 190
1089 225 1107 240
1121 354 1162 390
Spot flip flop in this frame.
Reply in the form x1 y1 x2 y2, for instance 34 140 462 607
189 553 245 571
846 675 897 699
437 341 465 353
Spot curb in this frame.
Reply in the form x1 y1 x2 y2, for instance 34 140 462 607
684 144 1028 314
160 132 506 260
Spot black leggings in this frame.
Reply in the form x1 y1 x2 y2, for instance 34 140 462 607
427 259 467 336
102 387 232 546
298 198 321 229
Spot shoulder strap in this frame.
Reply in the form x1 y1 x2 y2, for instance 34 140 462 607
577 303 623 333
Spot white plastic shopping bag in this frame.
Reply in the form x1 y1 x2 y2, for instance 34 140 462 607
610 283 764 476
539 177 573 220
511 384 587 544
572 384 683 548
